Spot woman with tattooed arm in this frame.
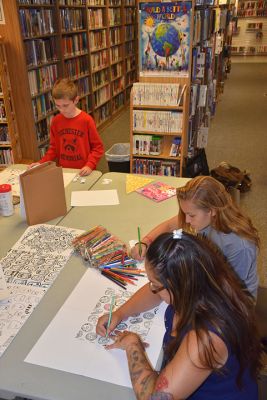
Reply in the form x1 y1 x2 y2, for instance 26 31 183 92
96 231 261 400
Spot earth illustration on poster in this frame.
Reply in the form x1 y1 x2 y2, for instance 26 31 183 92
139 2 191 77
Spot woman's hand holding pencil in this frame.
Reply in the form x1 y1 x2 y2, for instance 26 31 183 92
96 309 122 337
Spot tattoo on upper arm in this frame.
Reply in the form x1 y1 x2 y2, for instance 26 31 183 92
149 392 174 400
155 375 169 391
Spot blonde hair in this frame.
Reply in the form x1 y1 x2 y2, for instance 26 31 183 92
177 176 260 248
52 78 78 100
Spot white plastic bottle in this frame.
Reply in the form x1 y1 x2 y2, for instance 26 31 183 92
0 184 14 216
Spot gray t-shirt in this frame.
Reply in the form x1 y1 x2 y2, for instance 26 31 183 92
200 226 258 298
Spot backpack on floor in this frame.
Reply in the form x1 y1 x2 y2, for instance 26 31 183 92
210 162 252 192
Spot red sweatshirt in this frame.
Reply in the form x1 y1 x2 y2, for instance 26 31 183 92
40 111 104 170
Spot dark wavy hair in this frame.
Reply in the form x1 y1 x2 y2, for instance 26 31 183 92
146 232 262 386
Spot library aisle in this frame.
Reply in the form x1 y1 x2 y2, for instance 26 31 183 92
99 62 267 288
206 62 267 288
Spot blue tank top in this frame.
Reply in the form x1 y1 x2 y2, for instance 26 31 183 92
162 305 258 400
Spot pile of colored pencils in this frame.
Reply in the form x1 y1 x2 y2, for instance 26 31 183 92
73 226 145 289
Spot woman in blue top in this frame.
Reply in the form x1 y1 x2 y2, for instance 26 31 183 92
97 231 262 400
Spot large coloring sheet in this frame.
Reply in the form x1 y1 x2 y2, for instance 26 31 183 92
25 267 167 388
0 224 83 356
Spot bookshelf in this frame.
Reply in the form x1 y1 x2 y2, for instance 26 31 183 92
130 82 188 177
0 0 138 161
232 1 267 56
0 37 22 168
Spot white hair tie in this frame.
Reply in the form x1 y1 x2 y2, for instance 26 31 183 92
173 229 183 239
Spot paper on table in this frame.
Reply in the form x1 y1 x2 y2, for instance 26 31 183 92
25 267 166 388
0 264 9 301
71 190 119 206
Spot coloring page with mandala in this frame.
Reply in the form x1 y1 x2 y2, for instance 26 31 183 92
25 267 167 388
0 168 76 197
0 283 45 356
1 224 83 288
75 287 161 347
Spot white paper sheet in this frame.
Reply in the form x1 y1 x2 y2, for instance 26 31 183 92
71 190 119 207
0 169 76 197
25 268 167 388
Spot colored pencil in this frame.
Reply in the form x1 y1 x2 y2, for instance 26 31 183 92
137 226 142 256
101 271 127 290
106 295 115 338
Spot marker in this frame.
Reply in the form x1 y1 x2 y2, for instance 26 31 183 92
137 226 142 256
106 295 115 338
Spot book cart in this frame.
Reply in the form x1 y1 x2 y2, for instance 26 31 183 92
0 37 22 168
130 0 192 177
0 0 138 162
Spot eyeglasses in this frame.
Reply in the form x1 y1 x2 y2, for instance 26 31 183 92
149 281 165 294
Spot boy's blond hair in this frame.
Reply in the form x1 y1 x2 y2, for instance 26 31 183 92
52 78 78 100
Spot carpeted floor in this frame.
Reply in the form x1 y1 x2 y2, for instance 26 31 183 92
98 63 267 287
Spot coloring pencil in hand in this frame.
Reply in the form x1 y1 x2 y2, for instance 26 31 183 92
137 226 142 256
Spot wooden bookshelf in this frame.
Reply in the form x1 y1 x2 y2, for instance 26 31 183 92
0 37 22 167
0 0 138 161
130 82 189 177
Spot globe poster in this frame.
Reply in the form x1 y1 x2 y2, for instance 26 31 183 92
139 2 192 77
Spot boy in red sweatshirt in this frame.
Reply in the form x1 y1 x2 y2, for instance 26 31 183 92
29 78 104 176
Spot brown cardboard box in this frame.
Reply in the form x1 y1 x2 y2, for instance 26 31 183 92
19 162 67 225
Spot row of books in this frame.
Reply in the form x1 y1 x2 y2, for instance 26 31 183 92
112 92 124 111
111 62 122 79
19 1 54 5
60 9 85 32
132 158 180 177
28 64 58 96
133 135 163 156
237 9 267 16
89 30 107 51
112 77 124 95
88 9 105 29
125 41 135 55
132 83 186 107
110 45 122 63
63 33 87 58
0 148 14 165
78 96 91 114
91 50 108 71
133 111 183 134
125 25 134 41
125 70 135 87
59 0 86 5
238 0 267 10
36 116 52 143
94 102 110 125
92 68 109 89
25 37 57 68
193 7 229 46
108 9 121 26
76 76 90 96
110 27 121 46
0 126 10 143
231 45 267 54
19 9 55 38
126 56 135 72
64 55 89 79
88 0 105 4
0 101 6 120
32 91 55 120
125 8 135 24
94 85 110 107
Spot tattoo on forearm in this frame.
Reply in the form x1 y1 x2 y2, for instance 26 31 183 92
127 343 158 400
149 392 174 400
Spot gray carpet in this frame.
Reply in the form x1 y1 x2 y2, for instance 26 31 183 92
98 63 267 286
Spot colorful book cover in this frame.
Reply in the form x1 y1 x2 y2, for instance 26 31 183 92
136 181 177 202
139 2 192 77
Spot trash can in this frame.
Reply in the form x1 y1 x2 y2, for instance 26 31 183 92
105 143 130 173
